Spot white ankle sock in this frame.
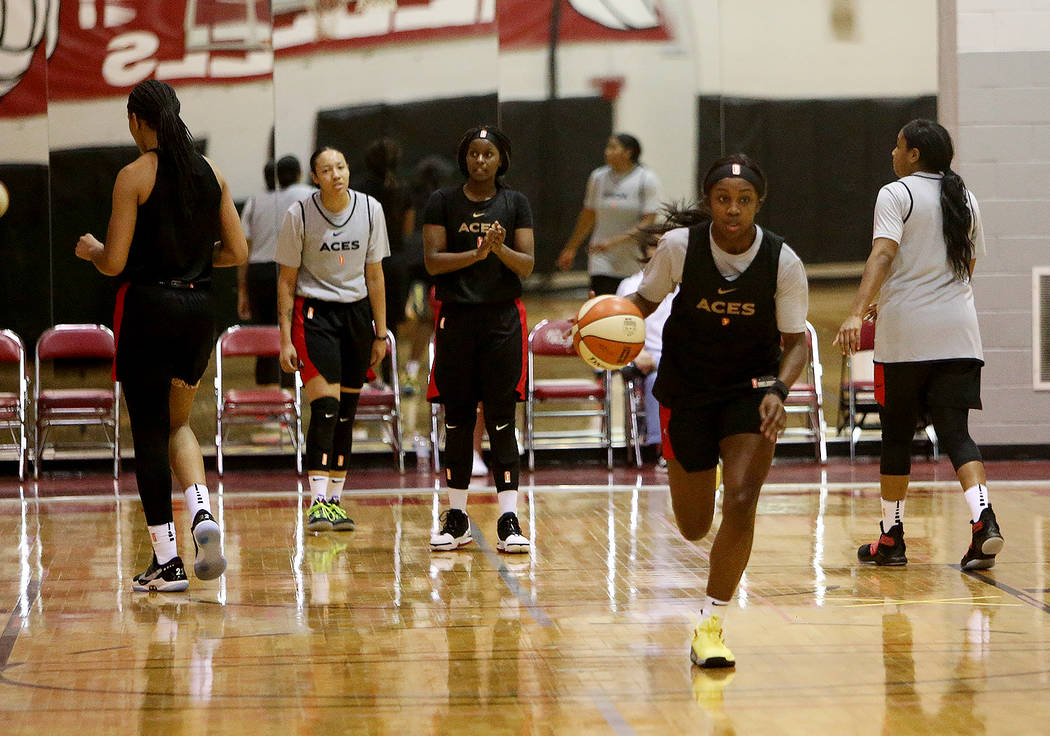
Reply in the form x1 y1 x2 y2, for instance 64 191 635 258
308 474 328 501
498 490 518 516
184 483 210 519
963 484 990 523
448 488 468 511
328 474 346 503
881 498 906 531
699 595 730 622
148 522 178 564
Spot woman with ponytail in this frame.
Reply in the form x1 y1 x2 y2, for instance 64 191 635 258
834 119 1003 572
75 79 247 592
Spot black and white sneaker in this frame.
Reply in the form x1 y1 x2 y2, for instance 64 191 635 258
496 512 530 554
191 509 227 580
132 555 189 592
430 508 472 551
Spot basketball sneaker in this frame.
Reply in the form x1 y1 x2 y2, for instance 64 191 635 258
430 508 472 551
960 507 1004 570
496 512 530 553
690 614 735 668
307 498 333 532
132 554 189 592
190 509 227 580
328 499 356 531
857 522 907 566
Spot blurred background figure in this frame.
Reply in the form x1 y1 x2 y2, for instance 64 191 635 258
238 154 315 386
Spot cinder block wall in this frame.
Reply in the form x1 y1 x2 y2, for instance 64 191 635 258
950 0 1050 445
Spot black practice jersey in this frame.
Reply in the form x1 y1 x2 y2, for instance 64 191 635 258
123 151 222 285
423 185 533 304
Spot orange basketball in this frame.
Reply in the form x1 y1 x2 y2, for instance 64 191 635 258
572 295 646 370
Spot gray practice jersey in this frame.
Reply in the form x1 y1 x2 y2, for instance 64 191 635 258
275 190 390 302
584 164 664 279
241 183 315 263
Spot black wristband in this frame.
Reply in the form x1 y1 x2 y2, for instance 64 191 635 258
766 379 790 402
374 335 387 341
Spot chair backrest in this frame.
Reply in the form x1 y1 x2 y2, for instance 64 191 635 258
219 325 281 358
36 324 115 361
858 319 876 352
529 319 577 357
0 330 25 364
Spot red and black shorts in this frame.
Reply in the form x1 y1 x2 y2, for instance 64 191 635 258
659 390 767 472
875 359 983 410
428 299 527 408
292 296 374 388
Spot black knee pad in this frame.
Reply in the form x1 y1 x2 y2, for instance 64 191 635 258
484 404 519 491
332 392 361 472
306 396 339 471
443 403 476 489
930 406 982 471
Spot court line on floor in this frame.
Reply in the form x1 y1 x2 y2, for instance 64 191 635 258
4 479 1049 506
958 566 1050 616
590 692 638 736
0 578 40 671
472 528 553 628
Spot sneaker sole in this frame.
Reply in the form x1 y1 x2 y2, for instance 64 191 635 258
430 536 473 551
132 578 189 593
332 521 356 532
307 520 334 532
962 557 996 571
981 535 1004 556
192 519 227 580
690 649 735 669
497 541 530 554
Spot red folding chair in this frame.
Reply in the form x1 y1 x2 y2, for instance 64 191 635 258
34 324 120 478
356 332 406 473
0 330 29 480
214 325 302 475
525 318 613 471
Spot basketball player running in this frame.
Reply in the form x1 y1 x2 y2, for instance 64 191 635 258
424 126 534 554
623 154 809 667
834 119 1003 570
75 80 247 591
277 147 389 532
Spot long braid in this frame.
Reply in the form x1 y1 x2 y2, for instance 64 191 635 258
128 80 198 217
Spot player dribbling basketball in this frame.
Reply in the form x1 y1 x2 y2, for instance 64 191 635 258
622 153 809 668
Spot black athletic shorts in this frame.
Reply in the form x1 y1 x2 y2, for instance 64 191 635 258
428 299 527 407
876 359 983 411
292 296 374 387
661 390 766 472
113 282 214 386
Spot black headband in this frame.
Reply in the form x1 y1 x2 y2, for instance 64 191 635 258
703 162 763 194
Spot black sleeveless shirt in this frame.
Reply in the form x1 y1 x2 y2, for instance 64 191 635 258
122 151 222 285
653 223 783 409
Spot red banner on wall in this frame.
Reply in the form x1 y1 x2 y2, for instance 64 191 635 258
0 0 670 119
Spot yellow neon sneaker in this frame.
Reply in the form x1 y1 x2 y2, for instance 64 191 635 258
690 614 735 668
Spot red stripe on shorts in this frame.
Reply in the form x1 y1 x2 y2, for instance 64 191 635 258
514 298 528 401
110 282 130 381
874 362 885 406
659 404 674 461
292 296 321 383
425 300 443 401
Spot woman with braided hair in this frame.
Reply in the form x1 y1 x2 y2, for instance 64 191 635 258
76 79 247 592
835 119 1003 572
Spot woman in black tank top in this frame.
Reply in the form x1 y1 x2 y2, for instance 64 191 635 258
620 154 810 669
75 80 247 593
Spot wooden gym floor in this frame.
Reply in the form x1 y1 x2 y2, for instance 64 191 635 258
3 280 1050 734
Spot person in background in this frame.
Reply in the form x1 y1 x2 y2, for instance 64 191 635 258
238 154 314 385
834 118 1003 571
556 133 664 295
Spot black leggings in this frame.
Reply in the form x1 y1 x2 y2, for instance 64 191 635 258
880 404 982 476
116 284 214 526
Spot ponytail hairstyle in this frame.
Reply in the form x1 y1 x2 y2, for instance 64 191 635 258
900 118 974 281
127 80 197 217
